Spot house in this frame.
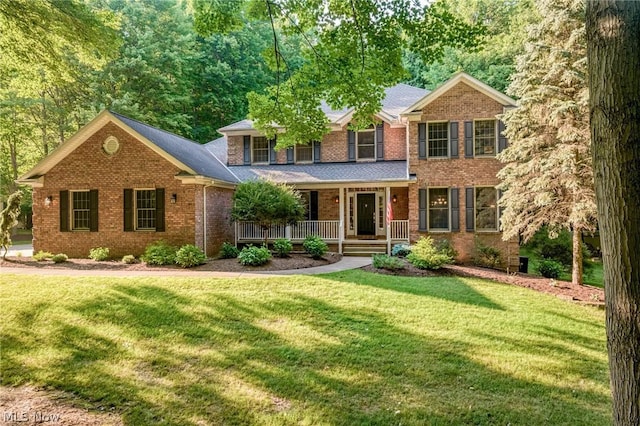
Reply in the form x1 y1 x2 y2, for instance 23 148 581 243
18 72 519 266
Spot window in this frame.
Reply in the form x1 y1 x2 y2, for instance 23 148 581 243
71 191 90 230
476 187 498 230
474 120 496 156
296 144 313 163
428 122 448 158
357 130 375 160
136 189 156 230
252 136 269 163
428 188 449 230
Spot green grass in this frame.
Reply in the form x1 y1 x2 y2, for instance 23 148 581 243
1 271 610 425
520 247 604 287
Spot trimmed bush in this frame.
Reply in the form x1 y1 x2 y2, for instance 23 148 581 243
51 253 68 263
435 239 458 260
372 254 405 271
238 245 271 266
303 235 328 259
536 259 565 279
89 247 110 261
122 255 137 264
391 243 411 257
142 241 177 266
273 238 293 258
219 242 239 259
473 240 502 269
33 251 54 261
175 244 207 268
407 237 452 270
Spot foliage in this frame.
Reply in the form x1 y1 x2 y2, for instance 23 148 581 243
237 245 271 266
175 244 207 268
0 191 23 258
121 255 137 264
219 242 240 259
142 241 177 266
536 259 565 279
272 238 293 258
88 247 110 261
51 253 68 263
525 228 593 275
391 243 412 257
33 250 54 262
435 238 458 260
407 237 453 270
473 240 502 269
303 235 328 260
372 254 405 271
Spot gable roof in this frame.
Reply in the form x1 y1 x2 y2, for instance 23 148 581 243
401 72 517 115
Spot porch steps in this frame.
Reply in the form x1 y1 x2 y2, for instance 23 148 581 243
342 243 388 256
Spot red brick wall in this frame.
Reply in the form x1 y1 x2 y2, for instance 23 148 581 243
227 135 244 166
33 122 202 258
384 125 406 160
205 186 235 256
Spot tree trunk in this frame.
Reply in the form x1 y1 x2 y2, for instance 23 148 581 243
571 229 583 286
586 1 640 424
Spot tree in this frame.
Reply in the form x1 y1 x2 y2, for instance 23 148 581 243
231 179 305 245
498 0 597 285
586 1 640 423
0 190 23 259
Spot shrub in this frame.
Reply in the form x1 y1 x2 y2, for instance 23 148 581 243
51 253 68 263
89 247 110 261
372 254 405 271
238 245 271 266
473 240 502 269
122 255 137 264
407 237 453 270
142 241 177 266
435 239 458 260
175 244 207 268
273 238 293 258
391 243 411 257
536 259 565 279
219 242 240 259
525 227 593 274
303 235 328 259
33 251 54 261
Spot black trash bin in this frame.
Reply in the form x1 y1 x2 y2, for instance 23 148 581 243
519 256 529 273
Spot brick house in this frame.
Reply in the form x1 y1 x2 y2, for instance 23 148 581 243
19 72 519 266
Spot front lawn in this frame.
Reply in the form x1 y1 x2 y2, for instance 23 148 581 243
1 271 610 425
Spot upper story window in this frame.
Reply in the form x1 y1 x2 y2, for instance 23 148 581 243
71 191 90 230
252 136 269 164
428 188 449 230
475 186 498 231
357 129 375 160
428 122 449 158
296 143 313 163
136 189 157 230
474 120 497 156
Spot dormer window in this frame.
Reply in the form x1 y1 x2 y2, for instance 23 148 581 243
252 136 269 164
357 129 375 160
296 144 313 163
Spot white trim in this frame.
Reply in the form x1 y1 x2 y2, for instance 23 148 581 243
427 187 451 232
355 128 376 161
251 135 269 165
70 189 91 231
473 119 498 157
134 188 157 231
295 143 314 164
426 120 450 159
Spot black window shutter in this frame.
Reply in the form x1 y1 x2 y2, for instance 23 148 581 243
155 188 165 232
123 189 133 232
464 121 474 158
286 147 294 164
450 122 459 158
89 189 98 232
348 130 356 162
243 136 251 165
310 191 319 220
418 123 427 159
59 190 69 232
418 189 427 231
376 123 384 161
313 141 321 163
451 188 460 232
269 139 277 164
465 187 475 232
498 120 508 153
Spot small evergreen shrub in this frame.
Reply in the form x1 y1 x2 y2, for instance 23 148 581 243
89 247 110 261
391 243 411 257
372 254 405 271
303 235 328 259
473 240 502 269
142 241 177 266
219 242 239 259
33 251 54 261
536 259 565 279
407 237 453 270
122 255 137 264
435 239 458 260
273 238 293 258
51 253 68 263
175 244 207 268
238 245 271 266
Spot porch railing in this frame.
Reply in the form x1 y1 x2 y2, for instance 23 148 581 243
237 221 340 242
390 220 410 241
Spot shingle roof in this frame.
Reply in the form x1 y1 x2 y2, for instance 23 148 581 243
204 136 228 165
112 112 238 183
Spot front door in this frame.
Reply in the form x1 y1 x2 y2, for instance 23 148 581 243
357 193 376 236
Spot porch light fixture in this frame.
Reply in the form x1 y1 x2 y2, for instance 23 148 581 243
44 195 53 207
334 195 339 203
170 193 177 204
392 194 398 203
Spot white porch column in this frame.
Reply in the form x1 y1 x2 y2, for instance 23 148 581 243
386 186 391 254
338 186 344 254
